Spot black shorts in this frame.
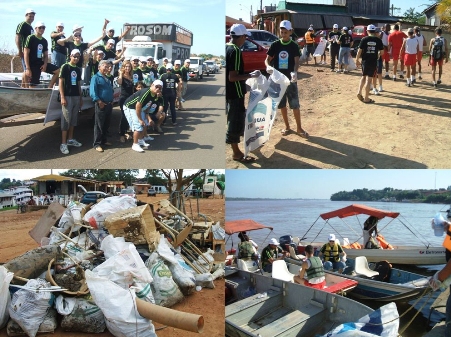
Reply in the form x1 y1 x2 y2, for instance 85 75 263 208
30 63 59 86
362 61 377 77
226 97 246 144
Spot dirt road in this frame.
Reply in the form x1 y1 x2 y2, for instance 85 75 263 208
226 58 451 169
0 196 225 337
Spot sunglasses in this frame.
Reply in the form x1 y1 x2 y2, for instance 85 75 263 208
155 85 162 90
38 26 46 29
72 55 80 58
74 34 81 37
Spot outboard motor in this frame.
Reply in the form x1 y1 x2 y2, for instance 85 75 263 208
279 235 297 253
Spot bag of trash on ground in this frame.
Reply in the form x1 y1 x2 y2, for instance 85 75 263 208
83 195 136 229
195 273 215 289
92 243 152 288
60 297 106 333
8 279 54 337
7 308 57 336
100 234 130 259
157 236 196 295
145 251 184 307
85 270 156 337
0 266 13 329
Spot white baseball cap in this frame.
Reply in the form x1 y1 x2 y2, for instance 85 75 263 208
72 24 84 32
153 79 163 87
343 26 348 31
34 21 45 28
25 8 36 15
174 60 181 65
333 24 339 29
280 20 292 30
70 49 81 56
56 22 64 27
184 59 191 63
132 56 140 61
230 23 251 37
166 63 173 70
139 56 147 62
367 24 376 31
328 234 336 241
308 26 314 31
107 39 115 45
154 60 160 64
269 238 280 245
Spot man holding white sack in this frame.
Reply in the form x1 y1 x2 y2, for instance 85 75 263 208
226 24 261 163
265 20 308 139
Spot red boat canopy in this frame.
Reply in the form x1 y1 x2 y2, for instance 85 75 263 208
320 204 400 220
225 219 273 235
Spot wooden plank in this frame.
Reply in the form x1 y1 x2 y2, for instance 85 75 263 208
28 202 66 244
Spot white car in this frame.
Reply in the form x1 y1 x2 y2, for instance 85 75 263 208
247 29 279 48
205 61 218 74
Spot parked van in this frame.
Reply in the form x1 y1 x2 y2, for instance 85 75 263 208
189 57 207 81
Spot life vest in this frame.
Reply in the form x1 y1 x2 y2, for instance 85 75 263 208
376 234 394 250
305 32 315 44
322 243 340 262
343 242 362 249
443 229 451 252
238 241 254 259
306 256 325 279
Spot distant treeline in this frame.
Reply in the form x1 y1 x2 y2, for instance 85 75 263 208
330 187 451 204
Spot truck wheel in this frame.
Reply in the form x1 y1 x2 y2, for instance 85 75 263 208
196 73 200 81
206 71 209 76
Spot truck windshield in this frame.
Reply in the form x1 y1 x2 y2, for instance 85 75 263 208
124 47 156 58
190 59 200 65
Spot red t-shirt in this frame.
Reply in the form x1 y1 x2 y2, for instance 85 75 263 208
388 31 407 52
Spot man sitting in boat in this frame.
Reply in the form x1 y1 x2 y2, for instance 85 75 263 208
318 234 347 273
363 215 381 249
293 245 326 289
261 238 289 273
238 232 259 261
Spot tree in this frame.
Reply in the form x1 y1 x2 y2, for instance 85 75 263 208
403 7 426 23
437 0 451 25
159 169 206 204
144 170 166 185
61 169 139 185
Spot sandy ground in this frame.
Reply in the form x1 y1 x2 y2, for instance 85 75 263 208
226 55 451 169
0 196 225 337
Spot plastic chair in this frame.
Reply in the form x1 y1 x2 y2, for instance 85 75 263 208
354 256 379 278
237 259 259 272
289 246 305 260
271 260 295 282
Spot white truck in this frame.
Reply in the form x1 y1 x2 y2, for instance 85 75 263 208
203 176 222 198
121 23 192 64
189 56 207 81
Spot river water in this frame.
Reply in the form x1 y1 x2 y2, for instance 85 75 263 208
226 199 449 336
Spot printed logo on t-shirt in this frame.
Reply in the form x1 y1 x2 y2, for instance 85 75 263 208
367 41 377 54
133 73 139 84
37 44 43 59
149 103 157 113
70 70 77 85
278 51 289 69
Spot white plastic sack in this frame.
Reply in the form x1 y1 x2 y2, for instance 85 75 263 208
300 46 308 63
85 270 156 337
212 221 225 240
100 234 129 259
7 308 57 336
92 243 152 289
145 252 184 307
313 38 327 57
243 68 290 157
8 279 53 337
348 56 357 71
0 266 13 329
55 295 76 315
83 196 136 229
321 302 399 337
195 273 215 289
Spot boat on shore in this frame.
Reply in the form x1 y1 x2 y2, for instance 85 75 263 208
286 257 431 302
295 204 446 265
225 268 375 337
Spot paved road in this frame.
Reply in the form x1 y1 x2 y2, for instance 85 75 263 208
0 71 225 169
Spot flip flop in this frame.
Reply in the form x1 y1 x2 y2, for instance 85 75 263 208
282 129 293 136
363 99 375 104
357 94 364 102
233 156 256 163
296 131 309 139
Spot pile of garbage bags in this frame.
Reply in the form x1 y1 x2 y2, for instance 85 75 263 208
0 196 224 337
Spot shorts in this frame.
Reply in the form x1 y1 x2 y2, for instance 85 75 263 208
52 50 67 68
278 81 300 109
124 106 144 132
61 96 80 130
417 51 423 62
304 279 326 289
376 58 382 74
306 44 315 57
361 61 377 77
430 58 443 67
21 57 26 71
226 97 245 144
29 63 59 86
392 49 401 61
382 47 390 62
404 53 417 66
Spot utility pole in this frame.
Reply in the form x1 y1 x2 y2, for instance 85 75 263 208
390 4 401 16
260 0 264 30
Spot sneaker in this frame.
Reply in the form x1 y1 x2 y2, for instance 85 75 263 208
132 143 145 152
172 122 177 126
67 139 82 147
437 79 442 84
330 69 335 72
144 135 154 141
378 86 383 92
384 74 390 79
60 144 69 155
95 146 104 152
181 98 185 103
399 74 404 79
418 75 422 80
157 126 163 133
405 83 411 87
138 139 149 147
393 77 396 81
372 89 380 95
411 79 416 84
434 83 438 88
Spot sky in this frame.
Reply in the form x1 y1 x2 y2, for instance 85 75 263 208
0 169 225 182
1 0 225 57
226 0 436 23
226 169 451 199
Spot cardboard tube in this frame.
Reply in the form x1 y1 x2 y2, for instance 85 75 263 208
136 298 204 333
